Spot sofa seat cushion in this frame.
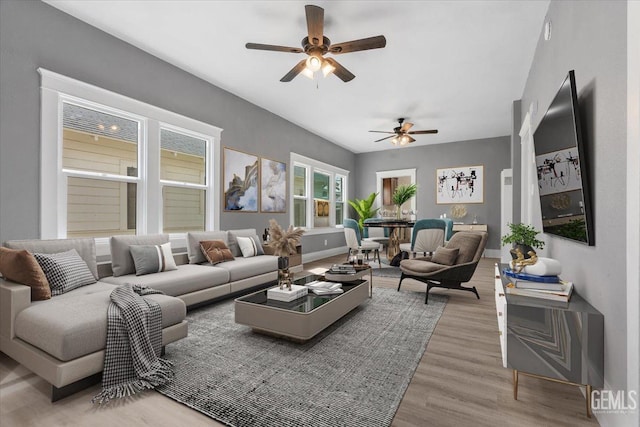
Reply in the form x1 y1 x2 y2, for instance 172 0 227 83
15 291 185 361
212 255 278 282
101 264 230 297
30 281 119 302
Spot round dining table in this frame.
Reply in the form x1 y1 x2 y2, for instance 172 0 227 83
364 219 415 260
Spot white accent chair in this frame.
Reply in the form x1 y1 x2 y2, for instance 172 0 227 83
343 219 382 267
399 219 446 258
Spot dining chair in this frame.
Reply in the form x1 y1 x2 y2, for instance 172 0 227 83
363 218 390 250
398 219 446 258
343 218 382 267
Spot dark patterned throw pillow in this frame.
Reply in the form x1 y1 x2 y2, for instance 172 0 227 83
34 249 97 296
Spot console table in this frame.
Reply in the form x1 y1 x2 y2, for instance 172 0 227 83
494 263 604 418
452 223 487 232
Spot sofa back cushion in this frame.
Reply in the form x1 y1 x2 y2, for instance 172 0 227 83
110 234 169 277
0 247 51 300
4 238 98 280
445 232 488 264
186 231 228 264
227 229 258 258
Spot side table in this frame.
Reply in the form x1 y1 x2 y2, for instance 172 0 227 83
324 264 373 297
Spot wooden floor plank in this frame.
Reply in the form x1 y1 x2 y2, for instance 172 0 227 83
0 256 597 426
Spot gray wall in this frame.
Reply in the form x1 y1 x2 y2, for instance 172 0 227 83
0 0 354 252
354 136 511 250
520 1 627 393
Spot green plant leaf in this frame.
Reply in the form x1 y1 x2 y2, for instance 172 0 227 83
392 184 417 206
348 192 379 232
500 222 545 250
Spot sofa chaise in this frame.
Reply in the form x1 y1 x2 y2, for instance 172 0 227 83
0 228 280 401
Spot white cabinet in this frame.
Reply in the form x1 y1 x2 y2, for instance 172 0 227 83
494 263 507 367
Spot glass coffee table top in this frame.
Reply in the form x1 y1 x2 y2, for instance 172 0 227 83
236 274 366 314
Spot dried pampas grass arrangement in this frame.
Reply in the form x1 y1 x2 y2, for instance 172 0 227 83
266 219 305 257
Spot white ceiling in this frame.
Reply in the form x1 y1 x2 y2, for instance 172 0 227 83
45 0 549 153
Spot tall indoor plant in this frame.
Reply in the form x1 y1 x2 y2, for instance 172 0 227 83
392 184 417 219
348 192 379 232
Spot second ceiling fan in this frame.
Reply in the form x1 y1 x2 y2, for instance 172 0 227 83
370 118 439 146
245 5 386 82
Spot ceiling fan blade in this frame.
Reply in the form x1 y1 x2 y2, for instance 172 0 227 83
280 59 307 82
305 5 324 46
401 122 414 132
368 130 395 134
323 57 355 82
374 135 396 143
245 43 303 53
407 130 439 135
329 35 387 54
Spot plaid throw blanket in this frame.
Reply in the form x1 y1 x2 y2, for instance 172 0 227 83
92 284 174 404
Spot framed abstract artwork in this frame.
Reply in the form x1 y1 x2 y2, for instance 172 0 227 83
223 147 259 212
260 157 287 213
315 200 330 217
436 165 484 204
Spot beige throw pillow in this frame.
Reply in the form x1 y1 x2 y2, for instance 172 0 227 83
431 247 459 266
200 240 235 265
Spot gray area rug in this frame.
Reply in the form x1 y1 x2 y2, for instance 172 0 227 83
157 288 447 427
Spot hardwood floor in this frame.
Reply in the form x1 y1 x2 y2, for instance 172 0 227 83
0 256 598 426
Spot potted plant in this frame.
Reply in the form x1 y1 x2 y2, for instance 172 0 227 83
348 192 380 232
391 184 417 219
501 223 545 259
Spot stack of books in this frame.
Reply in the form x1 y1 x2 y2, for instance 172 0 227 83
267 284 308 302
304 280 344 295
327 264 356 275
503 269 573 303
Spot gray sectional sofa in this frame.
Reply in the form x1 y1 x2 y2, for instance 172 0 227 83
0 228 280 400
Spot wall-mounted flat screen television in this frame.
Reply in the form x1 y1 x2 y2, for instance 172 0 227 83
533 70 594 245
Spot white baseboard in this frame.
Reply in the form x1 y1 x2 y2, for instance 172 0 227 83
303 246 348 264
484 249 501 258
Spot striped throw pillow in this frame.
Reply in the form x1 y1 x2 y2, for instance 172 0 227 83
236 235 265 258
129 242 178 276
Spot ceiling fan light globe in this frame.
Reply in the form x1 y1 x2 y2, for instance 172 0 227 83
321 60 335 77
306 55 322 72
400 135 410 145
301 67 314 79
391 137 399 145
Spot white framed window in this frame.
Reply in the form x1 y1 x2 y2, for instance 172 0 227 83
39 69 221 244
290 153 348 232
335 174 346 226
292 165 308 228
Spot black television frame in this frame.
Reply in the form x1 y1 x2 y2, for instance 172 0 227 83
533 70 594 245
